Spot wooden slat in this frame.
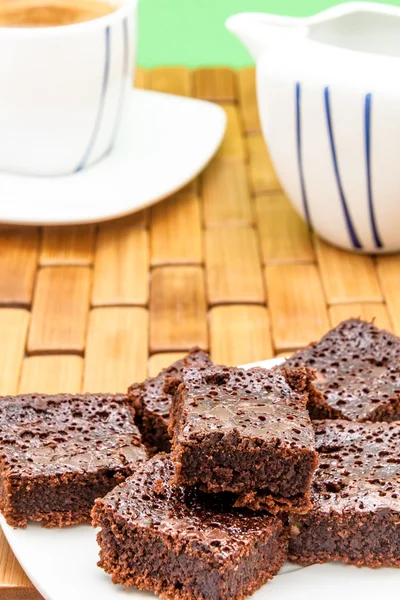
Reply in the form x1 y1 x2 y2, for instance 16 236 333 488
0 588 42 599
19 355 83 394
40 226 95 266
28 267 91 354
215 105 246 162
210 305 273 366
84 307 148 391
265 264 330 350
134 68 150 89
193 68 236 102
202 162 253 227
109 209 149 229
0 309 29 395
0 531 31 589
92 220 149 306
0 229 38 306
182 179 199 196
247 135 281 194
329 303 392 331
315 237 382 303
255 195 314 263
150 193 202 265
237 67 261 134
205 227 264 304
150 67 191 96
148 352 187 377
376 255 400 335
150 266 207 352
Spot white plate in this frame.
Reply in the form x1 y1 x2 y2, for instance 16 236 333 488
1 357 400 600
0 90 226 226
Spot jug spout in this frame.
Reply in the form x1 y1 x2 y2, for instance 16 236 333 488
226 12 307 61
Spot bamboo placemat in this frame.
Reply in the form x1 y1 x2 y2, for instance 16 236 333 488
1 66 399 598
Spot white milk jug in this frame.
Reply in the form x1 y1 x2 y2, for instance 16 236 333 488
227 2 400 253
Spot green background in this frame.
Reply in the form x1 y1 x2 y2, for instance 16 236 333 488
138 0 400 67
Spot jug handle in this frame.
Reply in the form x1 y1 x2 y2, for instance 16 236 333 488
226 12 308 61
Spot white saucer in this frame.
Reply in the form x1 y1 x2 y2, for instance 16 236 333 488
1 358 400 600
0 90 226 226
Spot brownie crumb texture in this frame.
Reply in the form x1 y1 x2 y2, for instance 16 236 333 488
0 393 146 527
93 454 288 600
286 318 400 422
289 420 400 567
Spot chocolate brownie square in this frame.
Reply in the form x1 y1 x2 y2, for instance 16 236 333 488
0 393 147 527
92 454 288 600
128 348 212 454
169 364 318 514
289 420 400 567
286 318 400 421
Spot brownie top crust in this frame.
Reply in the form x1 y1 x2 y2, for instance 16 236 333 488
310 420 400 513
286 318 400 421
129 348 212 422
97 454 281 562
174 365 315 450
0 393 146 478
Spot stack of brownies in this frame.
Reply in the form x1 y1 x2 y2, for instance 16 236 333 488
1 318 400 600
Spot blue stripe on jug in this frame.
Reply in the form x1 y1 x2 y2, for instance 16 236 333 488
324 86 363 250
107 16 130 153
295 82 312 227
364 93 383 249
75 26 111 172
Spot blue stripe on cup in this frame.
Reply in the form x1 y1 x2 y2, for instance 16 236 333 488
107 16 129 153
75 26 111 172
324 86 363 250
295 82 312 227
364 93 383 249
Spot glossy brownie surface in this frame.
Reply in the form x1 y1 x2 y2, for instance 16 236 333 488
0 393 144 476
289 420 400 567
172 365 314 447
311 420 400 510
286 318 400 421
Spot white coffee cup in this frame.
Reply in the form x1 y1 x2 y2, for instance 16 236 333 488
0 0 136 176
